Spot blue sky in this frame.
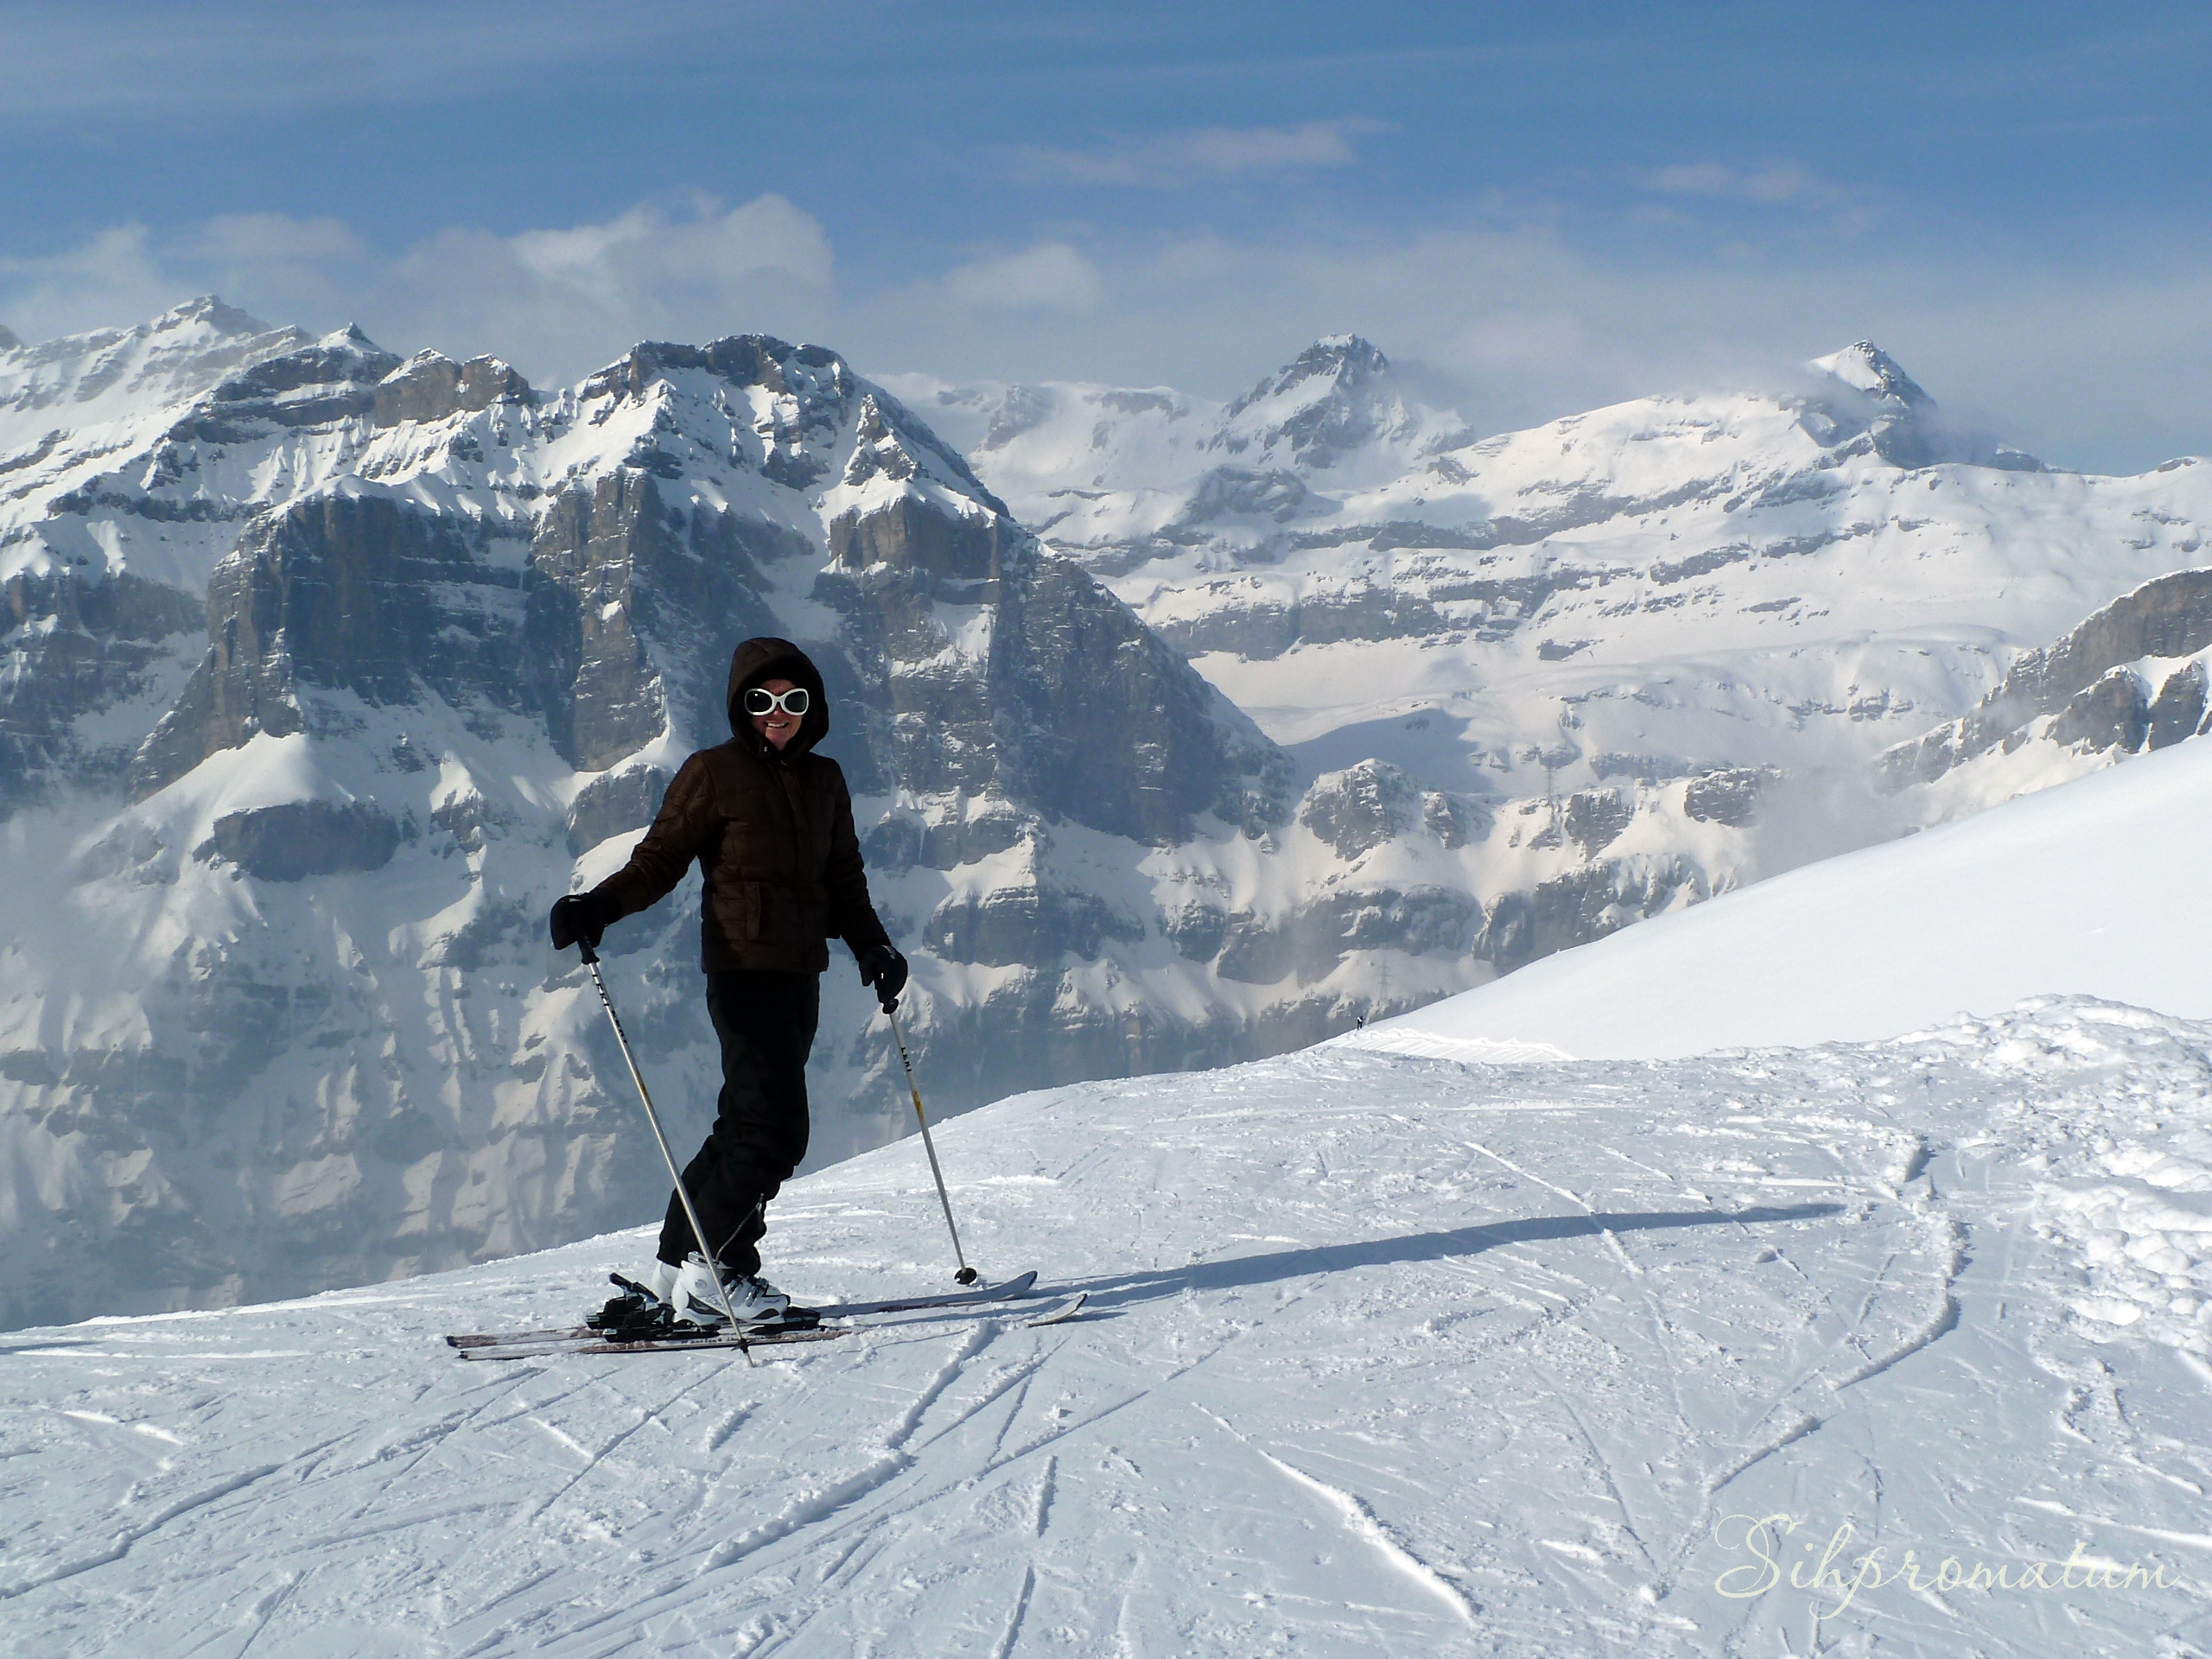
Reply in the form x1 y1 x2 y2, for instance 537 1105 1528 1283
3 2 2209 470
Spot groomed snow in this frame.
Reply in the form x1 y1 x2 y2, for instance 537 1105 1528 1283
6 990 2212 1654
1345 732 2212 1065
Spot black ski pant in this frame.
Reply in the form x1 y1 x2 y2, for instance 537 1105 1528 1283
657 969 817 1276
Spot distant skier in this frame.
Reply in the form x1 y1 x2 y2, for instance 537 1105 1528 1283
549 638 907 1326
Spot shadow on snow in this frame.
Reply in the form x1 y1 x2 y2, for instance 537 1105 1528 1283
1055 1204 1846 1314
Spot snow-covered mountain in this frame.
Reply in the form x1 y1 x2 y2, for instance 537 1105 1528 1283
894 332 2212 1054
10 302 2212 1329
0 302 1501 1328
10 740 2212 1652
904 334 1474 526
903 337 2212 844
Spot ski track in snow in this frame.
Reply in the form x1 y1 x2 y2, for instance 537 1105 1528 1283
1251 1448 1478 1623
6 997 2212 1655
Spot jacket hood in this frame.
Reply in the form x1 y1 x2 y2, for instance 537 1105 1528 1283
727 636 830 755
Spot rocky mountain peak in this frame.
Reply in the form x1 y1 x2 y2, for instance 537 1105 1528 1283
1223 333 1390 421
1808 340 1932 410
162 295 283 341
0 324 20 353
1800 340 2039 473
1227 334 1392 410
0 294 317 443
194 327 403 425
587 333 855 409
1213 334 1440 474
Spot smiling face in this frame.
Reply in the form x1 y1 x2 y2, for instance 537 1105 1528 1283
752 677 801 749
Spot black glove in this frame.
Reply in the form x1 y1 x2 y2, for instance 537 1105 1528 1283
856 943 908 1012
550 892 613 953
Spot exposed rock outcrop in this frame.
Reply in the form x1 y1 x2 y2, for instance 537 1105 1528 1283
1879 569 2212 790
194 801 403 880
1300 760 1419 859
1683 767 1780 827
1476 856 1708 975
566 765 671 856
373 353 531 426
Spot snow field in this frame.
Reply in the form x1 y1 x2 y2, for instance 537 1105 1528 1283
5 996 2211 1656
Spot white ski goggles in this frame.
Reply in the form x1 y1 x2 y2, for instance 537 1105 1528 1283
741 686 810 717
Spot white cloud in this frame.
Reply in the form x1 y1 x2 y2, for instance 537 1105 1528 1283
1637 163 1875 227
156 213 372 328
941 244 1100 313
1632 162 1879 236
1641 162 1838 206
508 194 833 306
370 195 836 378
1018 120 1389 188
0 226 180 344
0 194 841 385
6 195 2211 476
175 213 367 266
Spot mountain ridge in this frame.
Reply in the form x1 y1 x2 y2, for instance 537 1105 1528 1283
902 333 2207 810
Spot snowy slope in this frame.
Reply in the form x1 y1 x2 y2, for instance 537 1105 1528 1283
1345 730 2212 1064
0 296 311 448
6 995 2210 1656
890 334 1471 519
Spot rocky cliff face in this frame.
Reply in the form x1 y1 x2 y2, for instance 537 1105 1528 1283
1 563 200 807
3 302 405 814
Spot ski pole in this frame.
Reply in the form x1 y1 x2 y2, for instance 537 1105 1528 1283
886 1004 977 1285
577 938 750 1350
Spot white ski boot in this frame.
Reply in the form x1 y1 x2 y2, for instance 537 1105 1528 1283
674 1253 791 1327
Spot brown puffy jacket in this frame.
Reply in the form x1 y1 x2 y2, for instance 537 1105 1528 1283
589 637 893 975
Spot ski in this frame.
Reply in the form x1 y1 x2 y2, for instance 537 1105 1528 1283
807 1269 1039 1321
1028 1291 1087 1325
454 1287 1083 1363
444 1270 1041 1353
456 1323 851 1363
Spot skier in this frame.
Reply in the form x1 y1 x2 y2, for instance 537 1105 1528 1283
549 637 907 1327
